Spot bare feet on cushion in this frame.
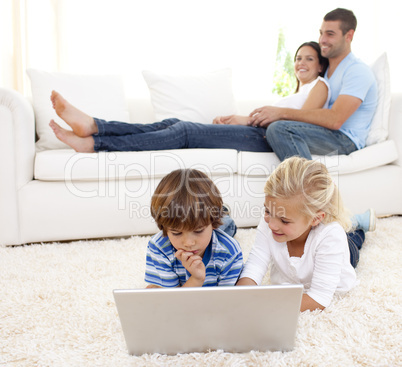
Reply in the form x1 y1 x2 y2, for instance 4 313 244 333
50 90 99 137
49 120 95 153
213 115 249 125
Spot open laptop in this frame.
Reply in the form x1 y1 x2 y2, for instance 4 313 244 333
113 285 303 355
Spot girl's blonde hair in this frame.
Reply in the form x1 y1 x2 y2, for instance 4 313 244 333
264 157 352 231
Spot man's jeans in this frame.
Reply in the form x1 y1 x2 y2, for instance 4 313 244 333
93 118 357 159
267 120 357 160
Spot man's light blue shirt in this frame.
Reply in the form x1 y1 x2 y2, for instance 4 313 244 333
325 53 378 149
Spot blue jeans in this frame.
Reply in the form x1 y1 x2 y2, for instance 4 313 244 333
93 118 271 152
219 215 237 237
266 120 358 160
347 230 365 268
93 118 358 159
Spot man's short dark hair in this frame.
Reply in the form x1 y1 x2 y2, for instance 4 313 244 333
324 8 357 35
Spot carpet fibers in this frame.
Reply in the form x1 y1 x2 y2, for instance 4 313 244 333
1 217 401 366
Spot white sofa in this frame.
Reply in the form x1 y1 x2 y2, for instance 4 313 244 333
1 64 401 246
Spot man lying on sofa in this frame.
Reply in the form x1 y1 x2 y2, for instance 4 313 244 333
218 7 378 161
48 8 377 162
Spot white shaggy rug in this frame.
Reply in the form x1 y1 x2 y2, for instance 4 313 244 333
1 217 401 367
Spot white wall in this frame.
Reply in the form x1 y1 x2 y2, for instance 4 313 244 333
2 0 400 97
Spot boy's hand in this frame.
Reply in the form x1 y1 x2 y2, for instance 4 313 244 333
175 250 206 286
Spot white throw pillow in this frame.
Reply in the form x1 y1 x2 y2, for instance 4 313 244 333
142 68 237 124
27 69 130 151
366 53 391 146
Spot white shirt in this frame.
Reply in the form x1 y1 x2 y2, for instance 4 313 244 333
273 76 331 109
240 216 357 307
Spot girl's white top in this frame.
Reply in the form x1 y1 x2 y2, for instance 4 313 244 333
240 217 357 307
273 76 331 109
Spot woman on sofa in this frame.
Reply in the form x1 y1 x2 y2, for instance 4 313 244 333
49 41 330 157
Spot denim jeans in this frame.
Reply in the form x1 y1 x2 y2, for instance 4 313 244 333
93 118 272 152
347 230 365 268
219 215 237 237
266 120 358 160
93 118 358 159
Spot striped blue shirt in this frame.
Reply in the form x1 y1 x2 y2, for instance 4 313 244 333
145 228 243 287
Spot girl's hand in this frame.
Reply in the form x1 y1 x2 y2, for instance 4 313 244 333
248 106 281 127
175 250 206 285
301 294 325 312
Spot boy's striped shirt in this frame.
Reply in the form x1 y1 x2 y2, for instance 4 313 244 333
145 229 243 287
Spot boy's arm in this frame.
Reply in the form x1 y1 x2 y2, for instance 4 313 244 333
249 94 362 130
145 239 181 288
146 284 163 289
217 250 244 286
175 250 206 287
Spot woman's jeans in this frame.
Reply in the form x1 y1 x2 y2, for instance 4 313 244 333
93 118 271 152
92 118 358 158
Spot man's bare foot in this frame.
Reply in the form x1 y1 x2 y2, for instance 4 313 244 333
49 120 95 153
50 91 98 137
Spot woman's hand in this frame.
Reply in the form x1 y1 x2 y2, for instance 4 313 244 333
248 106 282 127
213 115 249 126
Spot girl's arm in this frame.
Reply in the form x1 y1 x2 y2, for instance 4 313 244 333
306 225 351 309
236 277 257 286
237 217 272 285
301 294 325 312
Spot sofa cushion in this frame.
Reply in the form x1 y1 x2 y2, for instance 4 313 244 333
366 53 391 146
142 68 237 124
27 69 130 152
34 149 238 181
238 139 398 176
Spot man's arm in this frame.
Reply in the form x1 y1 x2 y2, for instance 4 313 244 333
249 94 362 129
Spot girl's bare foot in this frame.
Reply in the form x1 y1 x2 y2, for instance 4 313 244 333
50 91 98 137
49 120 95 153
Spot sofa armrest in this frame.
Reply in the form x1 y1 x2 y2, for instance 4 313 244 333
388 92 402 167
0 88 35 245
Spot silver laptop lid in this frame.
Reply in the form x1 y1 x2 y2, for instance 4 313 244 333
113 285 303 356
